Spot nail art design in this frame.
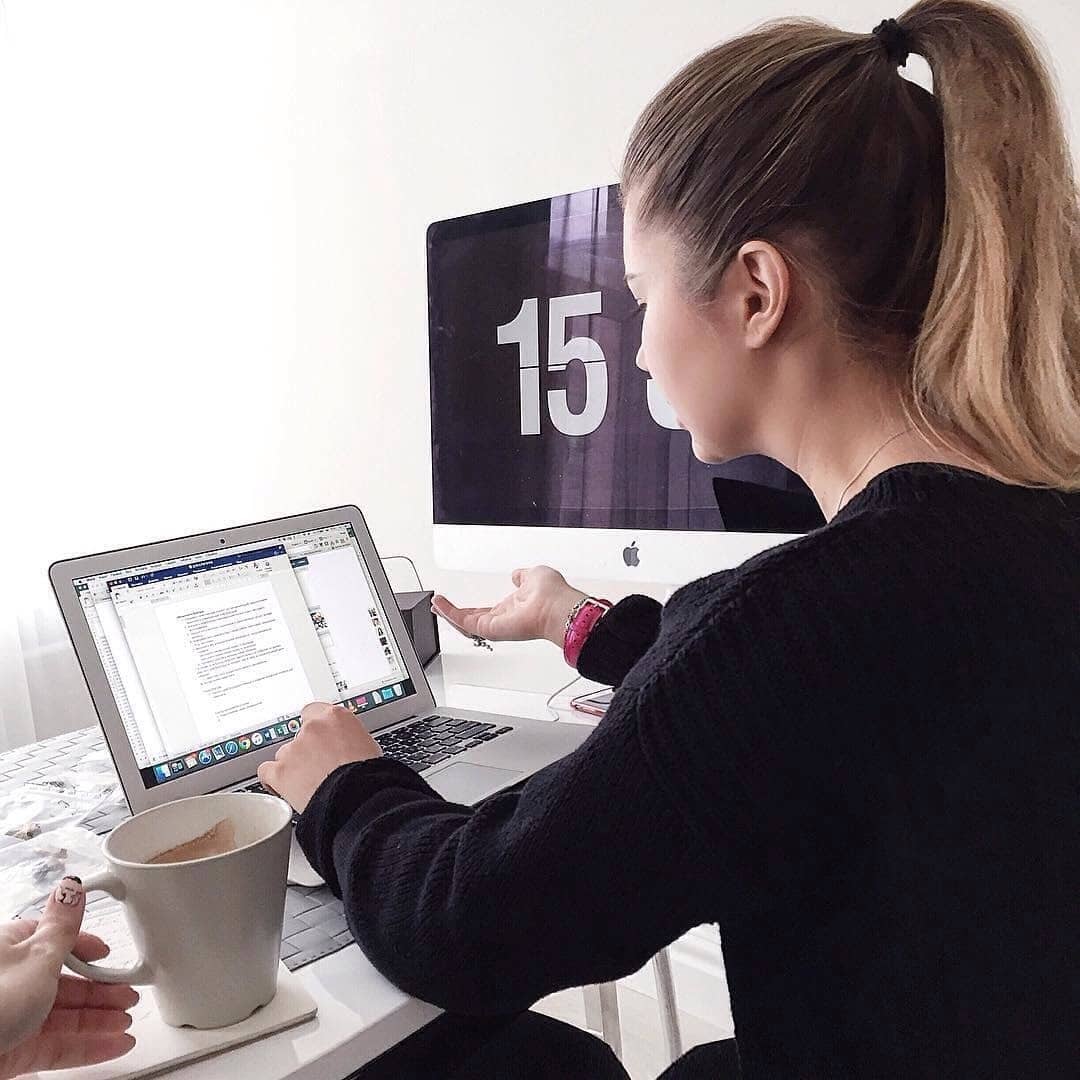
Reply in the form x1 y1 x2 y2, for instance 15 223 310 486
55 877 84 906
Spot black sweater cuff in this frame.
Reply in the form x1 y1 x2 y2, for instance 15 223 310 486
576 593 662 686
295 758 439 894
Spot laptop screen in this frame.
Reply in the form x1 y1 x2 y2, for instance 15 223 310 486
73 523 416 790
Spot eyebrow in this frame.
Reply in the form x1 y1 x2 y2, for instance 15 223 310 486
624 272 640 284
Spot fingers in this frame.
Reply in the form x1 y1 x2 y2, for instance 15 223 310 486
6 1032 137 1074
469 610 496 638
2 918 36 945
453 608 491 633
39 1006 134 1036
257 759 280 794
430 596 465 626
4 926 106 960
300 701 335 724
52 1034 137 1069
27 878 85 970
431 599 491 636
486 594 515 617
432 597 480 621
54 975 138 1011
71 931 110 963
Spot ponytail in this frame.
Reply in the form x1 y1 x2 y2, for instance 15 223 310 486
901 0 1080 488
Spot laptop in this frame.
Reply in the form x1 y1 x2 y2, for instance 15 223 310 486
50 506 590 884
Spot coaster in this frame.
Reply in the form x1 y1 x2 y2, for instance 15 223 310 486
34 963 317 1080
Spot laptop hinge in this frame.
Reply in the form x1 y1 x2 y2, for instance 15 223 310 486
381 713 417 733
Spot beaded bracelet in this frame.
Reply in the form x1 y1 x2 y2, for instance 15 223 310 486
562 597 612 667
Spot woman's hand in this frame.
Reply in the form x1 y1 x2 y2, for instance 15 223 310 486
259 701 382 813
0 878 137 1079
431 566 586 648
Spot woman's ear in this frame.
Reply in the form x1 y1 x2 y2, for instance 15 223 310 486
733 240 790 349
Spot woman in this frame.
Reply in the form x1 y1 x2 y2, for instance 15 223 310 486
0 878 137 1078
261 1 1079 1076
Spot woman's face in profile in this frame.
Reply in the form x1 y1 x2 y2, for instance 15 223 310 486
622 206 769 465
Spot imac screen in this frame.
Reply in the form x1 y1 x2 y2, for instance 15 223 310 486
428 185 821 533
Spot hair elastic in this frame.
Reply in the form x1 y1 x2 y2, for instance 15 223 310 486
872 17 912 67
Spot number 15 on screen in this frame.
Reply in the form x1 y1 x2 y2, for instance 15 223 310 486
497 292 678 437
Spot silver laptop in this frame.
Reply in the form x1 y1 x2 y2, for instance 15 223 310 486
50 506 590 884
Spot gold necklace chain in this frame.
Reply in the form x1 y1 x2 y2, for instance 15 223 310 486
833 428 913 517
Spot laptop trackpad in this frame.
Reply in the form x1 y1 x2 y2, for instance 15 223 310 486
430 762 523 804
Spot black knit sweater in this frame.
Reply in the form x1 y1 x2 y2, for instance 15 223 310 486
297 464 1080 1079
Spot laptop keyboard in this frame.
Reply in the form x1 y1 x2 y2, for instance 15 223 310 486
237 716 512 793
375 715 513 773
237 781 299 822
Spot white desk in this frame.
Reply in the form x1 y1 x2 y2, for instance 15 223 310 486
60 637 604 1080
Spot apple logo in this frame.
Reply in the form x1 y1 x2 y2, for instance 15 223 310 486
622 540 640 567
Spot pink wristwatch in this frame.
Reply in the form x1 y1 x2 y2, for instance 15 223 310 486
563 597 612 667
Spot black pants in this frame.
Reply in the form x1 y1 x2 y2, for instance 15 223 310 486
350 1011 740 1080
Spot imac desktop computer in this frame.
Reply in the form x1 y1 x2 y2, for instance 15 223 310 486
427 184 825 584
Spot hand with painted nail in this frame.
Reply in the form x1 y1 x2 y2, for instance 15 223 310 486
0 877 137 1078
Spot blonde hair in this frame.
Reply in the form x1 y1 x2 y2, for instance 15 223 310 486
622 0 1080 490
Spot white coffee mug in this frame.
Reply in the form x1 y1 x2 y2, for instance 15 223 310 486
65 791 293 1029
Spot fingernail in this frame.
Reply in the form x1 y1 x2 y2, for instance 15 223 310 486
55 877 84 906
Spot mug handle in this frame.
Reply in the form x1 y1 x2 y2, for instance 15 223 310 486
63 871 153 985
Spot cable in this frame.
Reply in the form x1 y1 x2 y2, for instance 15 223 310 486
545 673 583 721
381 554 425 592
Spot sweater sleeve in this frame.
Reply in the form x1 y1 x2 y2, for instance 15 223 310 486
575 594 662 686
294 685 717 1016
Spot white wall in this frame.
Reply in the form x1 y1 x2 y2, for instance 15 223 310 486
1 0 1079 742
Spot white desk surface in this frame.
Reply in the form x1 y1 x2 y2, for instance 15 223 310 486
68 636 604 1080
